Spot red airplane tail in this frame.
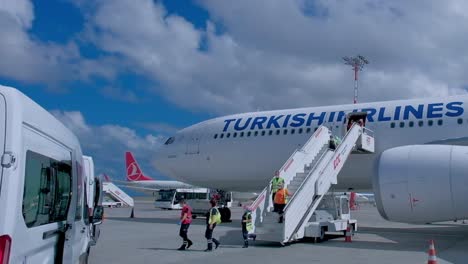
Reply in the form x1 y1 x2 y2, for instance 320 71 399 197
103 174 111 182
125 152 153 181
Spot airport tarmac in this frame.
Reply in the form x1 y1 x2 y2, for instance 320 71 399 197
90 200 468 264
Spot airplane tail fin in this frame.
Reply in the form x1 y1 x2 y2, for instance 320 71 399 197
125 151 153 181
103 174 111 182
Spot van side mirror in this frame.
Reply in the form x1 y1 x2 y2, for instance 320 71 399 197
92 205 104 225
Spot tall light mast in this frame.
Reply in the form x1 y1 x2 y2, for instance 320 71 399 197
343 55 369 104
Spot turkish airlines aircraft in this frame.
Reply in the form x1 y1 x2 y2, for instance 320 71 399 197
124 152 195 190
154 96 468 224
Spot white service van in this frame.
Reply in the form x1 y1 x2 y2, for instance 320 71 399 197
0 85 103 264
82 156 103 249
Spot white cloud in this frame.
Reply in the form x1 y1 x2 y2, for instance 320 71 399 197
82 0 468 114
51 110 165 179
0 0 117 87
4 0 467 113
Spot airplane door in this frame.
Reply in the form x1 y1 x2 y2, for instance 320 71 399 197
186 134 200 155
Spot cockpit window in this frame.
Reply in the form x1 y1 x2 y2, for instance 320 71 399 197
164 137 175 145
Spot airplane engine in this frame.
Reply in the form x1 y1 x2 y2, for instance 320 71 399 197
373 145 468 223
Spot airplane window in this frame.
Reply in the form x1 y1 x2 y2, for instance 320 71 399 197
254 131 258 136
226 133 231 138
247 131 251 137
390 122 395 128
261 131 266 136
240 132 244 137
306 128 311 133
409 121 414 127
164 137 175 145
298 128 303 134
233 132 237 138
428 120 433 126
458 118 463 124
283 129 288 135
291 129 295 134
214 134 218 139
437 120 443 126
418 120 424 127
269 130 273 136
314 127 318 131
399 122 405 128
220 134 224 138
276 130 280 135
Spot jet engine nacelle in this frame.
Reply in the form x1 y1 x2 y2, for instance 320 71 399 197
374 145 468 223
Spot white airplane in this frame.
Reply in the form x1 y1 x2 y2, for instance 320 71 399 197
153 96 468 224
121 151 196 190
121 152 256 205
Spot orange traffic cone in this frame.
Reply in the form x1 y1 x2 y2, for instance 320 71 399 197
427 240 437 264
344 223 352 242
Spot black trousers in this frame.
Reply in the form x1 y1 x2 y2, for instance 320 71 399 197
205 224 217 239
271 192 277 211
205 224 219 248
242 230 256 241
179 224 191 243
276 204 286 215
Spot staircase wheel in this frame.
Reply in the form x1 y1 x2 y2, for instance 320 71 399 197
319 227 326 241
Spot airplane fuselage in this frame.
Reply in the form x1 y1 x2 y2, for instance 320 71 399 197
154 96 468 192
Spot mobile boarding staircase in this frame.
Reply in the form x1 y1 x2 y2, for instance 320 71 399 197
103 182 135 207
249 123 375 244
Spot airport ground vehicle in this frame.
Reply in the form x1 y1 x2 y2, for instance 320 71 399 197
304 195 356 243
0 85 104 264
154 188 211 210
249 122 373 244
102 182 134 208
83 156 103 247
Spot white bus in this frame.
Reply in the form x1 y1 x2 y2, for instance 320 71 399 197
154 188 210 210
0 85 103 264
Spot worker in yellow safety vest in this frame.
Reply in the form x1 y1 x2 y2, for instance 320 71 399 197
271 170 284 212
241 206 256 248
274 183 290 223
204 199 221 252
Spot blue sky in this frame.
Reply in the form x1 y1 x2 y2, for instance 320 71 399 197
1 0 467 184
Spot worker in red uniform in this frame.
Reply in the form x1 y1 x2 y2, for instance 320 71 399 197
177 199 193 250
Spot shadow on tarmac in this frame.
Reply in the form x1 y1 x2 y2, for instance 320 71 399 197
218 230 284 248
141 247 208 253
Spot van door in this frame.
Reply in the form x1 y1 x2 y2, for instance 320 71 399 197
72 162 89 264
21 127 76 263
0 94 6 194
